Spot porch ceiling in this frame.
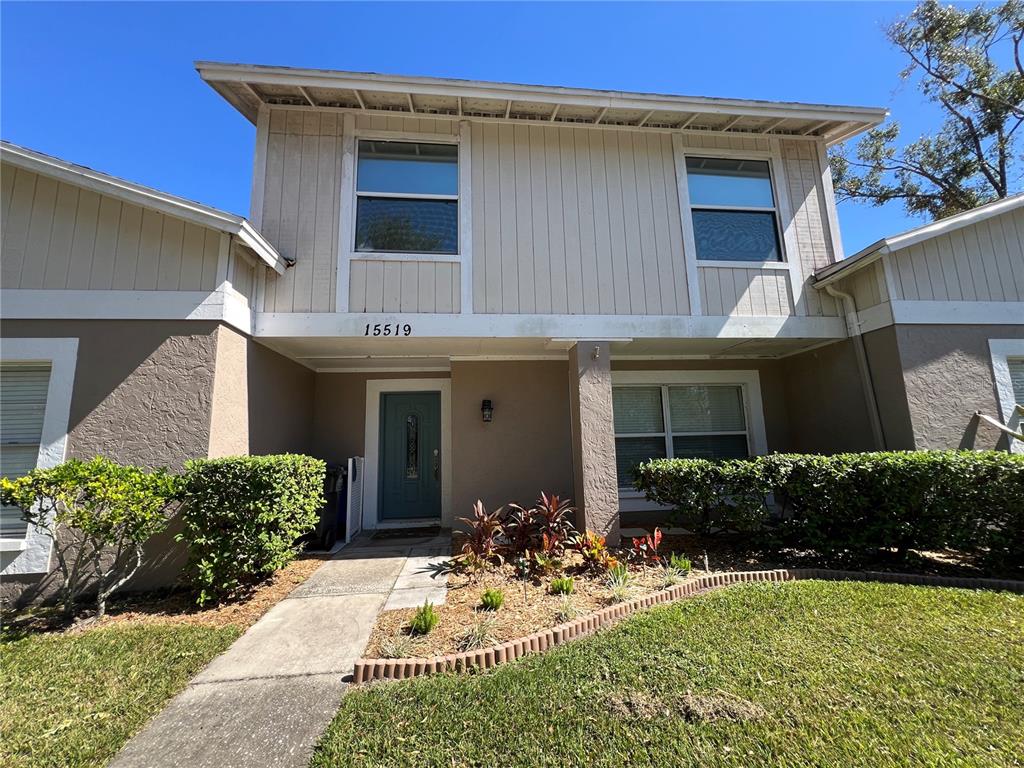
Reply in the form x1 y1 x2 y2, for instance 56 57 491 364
257 335 833 372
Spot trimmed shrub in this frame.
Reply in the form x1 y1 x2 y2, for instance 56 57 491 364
178 454 325 604
0 457 179 618
480 588 505 611
634 451 1024 573
410 600 439 635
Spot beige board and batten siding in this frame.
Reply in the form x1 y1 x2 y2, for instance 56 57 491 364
886 207 1024 302
255 109 843 319
1 165 221 291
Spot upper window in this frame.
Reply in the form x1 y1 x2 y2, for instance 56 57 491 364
612 384 750 489
355 140 458 255
685 157 782 262
0 363 52 538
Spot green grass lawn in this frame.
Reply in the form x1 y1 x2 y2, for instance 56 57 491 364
1 622 239 768
313 581 1024 768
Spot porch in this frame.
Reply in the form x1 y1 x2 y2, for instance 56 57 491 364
256 333 875 544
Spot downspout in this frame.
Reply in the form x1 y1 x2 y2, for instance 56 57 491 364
824 284 885 450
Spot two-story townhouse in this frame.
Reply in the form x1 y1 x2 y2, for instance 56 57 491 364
3 62 1021 603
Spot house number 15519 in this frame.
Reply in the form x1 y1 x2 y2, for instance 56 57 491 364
364 323 413 337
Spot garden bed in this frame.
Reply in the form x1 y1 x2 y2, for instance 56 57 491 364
366 547 673 658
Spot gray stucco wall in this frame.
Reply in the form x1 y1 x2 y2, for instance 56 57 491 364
779 339 877 453
862 326 916 449
893 324 1024 450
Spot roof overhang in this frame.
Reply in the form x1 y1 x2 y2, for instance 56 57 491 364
0 140 290 274
814 192 1024 287
197 61 887 146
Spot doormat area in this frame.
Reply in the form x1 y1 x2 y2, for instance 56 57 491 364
372 526 442 540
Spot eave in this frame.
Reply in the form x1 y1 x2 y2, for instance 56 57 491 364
196 61 887 146
0 140 290 274
815 192 1024 287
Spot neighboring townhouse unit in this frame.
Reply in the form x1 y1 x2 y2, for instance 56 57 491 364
1 62 1020 602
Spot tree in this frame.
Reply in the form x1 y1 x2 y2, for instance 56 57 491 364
830 0 1024 220
0 458 179 620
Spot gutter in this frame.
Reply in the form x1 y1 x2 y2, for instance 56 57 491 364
824 285 885 450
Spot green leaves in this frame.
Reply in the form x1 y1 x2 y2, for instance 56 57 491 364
177 454 326 605
634 451 1024 572
829 0 1023 219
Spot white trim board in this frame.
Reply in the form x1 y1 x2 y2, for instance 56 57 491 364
0 289 254 335
255 312 846 339
1 338 78 575
891 301 1024 326
362 378 453 530
989 339 1024 454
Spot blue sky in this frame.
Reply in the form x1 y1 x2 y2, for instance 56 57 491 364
2 1 943 255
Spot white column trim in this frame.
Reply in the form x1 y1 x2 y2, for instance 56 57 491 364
671 133 702 315
989 339 1024 453
250 104 270 228
362 378 452 530
769 137 805 316
459 120 473 314
815 139 845 262
1 338 79 575
335 112 356 313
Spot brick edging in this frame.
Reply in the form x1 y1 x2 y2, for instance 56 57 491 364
352 568 1024 683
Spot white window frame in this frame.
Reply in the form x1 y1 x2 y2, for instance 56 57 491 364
611 370 768 503
362 378 452 530
989 339 1024 453
681 150 788 269
337 120 473 314
1 338 78 575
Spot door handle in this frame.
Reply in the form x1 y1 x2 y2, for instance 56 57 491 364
433 449 439 480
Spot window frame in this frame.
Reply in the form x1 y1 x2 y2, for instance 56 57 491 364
989 339 1024 454
0 338 78 576
682 151 788 267
611 370 768 501
352 133 462 260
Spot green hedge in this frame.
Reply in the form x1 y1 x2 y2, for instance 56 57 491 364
634 451 1024 573
178 454 325 604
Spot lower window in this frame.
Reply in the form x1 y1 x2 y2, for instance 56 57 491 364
612 383 750 489
0 362 52 538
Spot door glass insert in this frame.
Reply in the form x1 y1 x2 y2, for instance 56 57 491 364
405 414 419 479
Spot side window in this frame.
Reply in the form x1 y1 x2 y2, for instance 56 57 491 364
0 363 52 538
355 140 458 255
685 157 782 262
612 383 750 490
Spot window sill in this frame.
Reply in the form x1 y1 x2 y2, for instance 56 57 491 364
697 260 790 270
349 252 461 263
0 538 28 552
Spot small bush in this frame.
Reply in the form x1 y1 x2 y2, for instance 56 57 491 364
668 553 692 574
480 588 505 611
457 500 504 566
178 454 325 605
550 576 575 595
574 529 618 572
409 600 439 635
456 617 497 651
635 451 1024 573
0 457 179 619
630 528 663 565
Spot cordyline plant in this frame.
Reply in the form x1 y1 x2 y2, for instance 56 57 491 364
457 500 504 567
0 457 179 620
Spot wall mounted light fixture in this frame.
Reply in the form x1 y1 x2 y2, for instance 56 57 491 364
481 399 494 422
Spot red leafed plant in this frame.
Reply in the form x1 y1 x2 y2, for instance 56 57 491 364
458 500 504 565
532 492 576 553
631 527 663 565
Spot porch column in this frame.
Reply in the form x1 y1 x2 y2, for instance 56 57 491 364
568 341 621 546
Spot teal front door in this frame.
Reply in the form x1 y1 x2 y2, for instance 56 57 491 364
378 392 442 520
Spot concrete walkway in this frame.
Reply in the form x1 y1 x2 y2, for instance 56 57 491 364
110 534 449 768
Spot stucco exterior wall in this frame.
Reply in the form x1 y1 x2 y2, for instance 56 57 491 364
862 326 915 449
208 325 251 457
246 338 315 455
779 340 877 453
893 324 1024 450
1 319 220 470
450 360 575 523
